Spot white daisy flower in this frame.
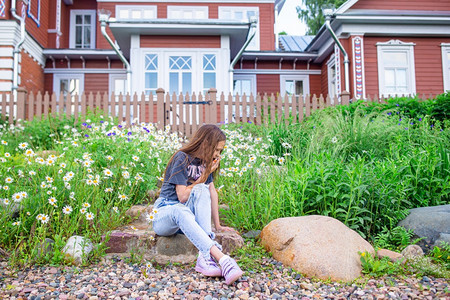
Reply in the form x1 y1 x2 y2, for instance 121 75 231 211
62 205 73 214
85 212 95 220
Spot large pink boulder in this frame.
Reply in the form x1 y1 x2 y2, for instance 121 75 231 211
260 215 374 282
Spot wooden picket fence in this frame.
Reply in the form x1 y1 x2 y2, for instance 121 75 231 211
0 88 420 137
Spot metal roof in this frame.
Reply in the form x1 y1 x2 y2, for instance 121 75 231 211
279 35 315 52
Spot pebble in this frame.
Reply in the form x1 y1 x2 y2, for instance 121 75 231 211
0 258 448 299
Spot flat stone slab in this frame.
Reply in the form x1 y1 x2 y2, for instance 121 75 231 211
104 205 244 264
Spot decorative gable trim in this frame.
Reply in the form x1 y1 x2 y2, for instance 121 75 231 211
376 40 416 47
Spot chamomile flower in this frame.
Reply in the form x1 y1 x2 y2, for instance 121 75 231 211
132 156 139 161
1 140 7 145
112 207 119 213
25 149 35 157
80 208 87 214
12 221 21 226
4 153 10 157
82 202 91 208
103 169 113 177
122 171 130 179
3 198 10 205
331 136 338 144
105 187 113 193
12 193 22 203
146 214 155 222
106 155 113 161
62 206 73 215
18 142 28 149
118 194 128 201
46 158 55 166
85 212 95 220
46 176 54 183
3 186 9 191
48 197 57 206
37 214 50 224
278 157 285 164
60 163 67 168
5 177 13 184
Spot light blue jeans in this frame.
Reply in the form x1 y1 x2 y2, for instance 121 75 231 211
153 183 222 260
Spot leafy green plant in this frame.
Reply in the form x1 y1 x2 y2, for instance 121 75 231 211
429 242 450 269
374 226 422 251
359 251 392 277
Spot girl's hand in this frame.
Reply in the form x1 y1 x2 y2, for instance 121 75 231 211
215 225 238 233
211 155 221 172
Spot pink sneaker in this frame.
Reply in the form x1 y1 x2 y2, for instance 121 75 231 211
219 256 244 285
195 255 222 277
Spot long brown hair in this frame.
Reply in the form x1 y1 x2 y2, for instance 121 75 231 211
164 124 226 184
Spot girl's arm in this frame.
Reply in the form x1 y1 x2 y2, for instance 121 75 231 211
176 184 193 203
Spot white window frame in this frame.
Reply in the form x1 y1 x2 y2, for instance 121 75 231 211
167 6 208 19
69 10 96 49
219 6 260 51
233 74 256 96
280 74 310 97
109 74 128 95
53 73 85 95
377 39 416 97
138 49 225 95
327 54 337 100
442 43 450 92
116 5 157 20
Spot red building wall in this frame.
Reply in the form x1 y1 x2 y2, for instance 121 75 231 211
140 36 221 48
256 74 279 95
20 50 44 93
85 73 109 94
363 37 450 97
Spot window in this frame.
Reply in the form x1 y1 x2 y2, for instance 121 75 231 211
442 44 450 92
280 75 310 99
219 7 259 51
116 6 157 20
327 54 337 100
169 56 192 94
168 6 208 19
70 10 96 49
233 75 256 96
53 74 84 113
109 74 127 95
144 54 158 95
203 54 216 93
377 40 416 96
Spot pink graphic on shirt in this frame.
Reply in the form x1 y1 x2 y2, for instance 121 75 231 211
187 164 205 181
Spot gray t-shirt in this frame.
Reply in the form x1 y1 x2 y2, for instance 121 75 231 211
159 151 213 201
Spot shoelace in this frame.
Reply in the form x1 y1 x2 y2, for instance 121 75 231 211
220 259 235 276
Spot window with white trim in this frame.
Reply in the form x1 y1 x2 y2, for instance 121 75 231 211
233 74 256 96
203 54 216 93
377 40 416 96
280 75 310 99
327 54 337 100
70 10 96 49
442 44 450 92
169 56 192 94
144 54 158 95
116 6 157 20
168 6 208 19
53 74 84 111
219 6 259 51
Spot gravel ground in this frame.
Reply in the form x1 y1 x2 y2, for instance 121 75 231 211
0 256 448 300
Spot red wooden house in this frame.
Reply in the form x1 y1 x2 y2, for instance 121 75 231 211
0 0 449 101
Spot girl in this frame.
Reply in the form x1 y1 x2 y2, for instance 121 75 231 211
152 124 243 285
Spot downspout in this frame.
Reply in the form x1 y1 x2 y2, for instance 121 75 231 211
324 14 349 93
99 13 131 94
274 0 286 51
11 0 26 99
229 18 257 94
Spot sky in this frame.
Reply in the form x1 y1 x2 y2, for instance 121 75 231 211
276 0 307 36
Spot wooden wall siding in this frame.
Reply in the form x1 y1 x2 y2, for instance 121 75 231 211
310 75 322 96
44 73 53 93
25 0 49 48
84 74 109 94
95 2 274 50
320 53 331 96
140 36 221 48
235 60 322 71
364 37 450 96
351 0 450 10
1 89 356 138
256 74 279 94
